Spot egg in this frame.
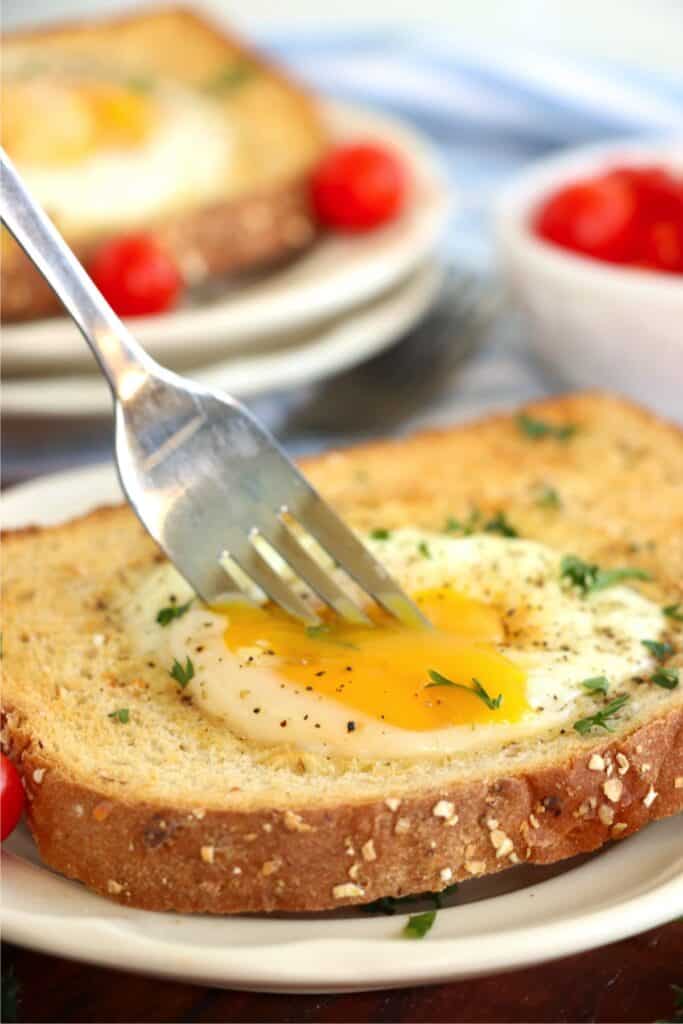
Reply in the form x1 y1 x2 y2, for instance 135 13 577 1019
125 529 665 760
3 73 233 235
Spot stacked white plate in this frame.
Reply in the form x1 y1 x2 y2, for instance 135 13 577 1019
3 101 451 418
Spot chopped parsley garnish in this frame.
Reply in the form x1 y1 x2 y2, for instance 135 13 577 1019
663 603 683 622
403 910 436 939
426 670 502 710
642 639 674 661
370 528 391 540
560 554 651 596
536 485 561 509
361 896 404 915
157 598 193 626
361 883 458 916
650 667 679 690
107 708 130 724
589 567 652 590
581 675 609 695
432 882 459 907
364 883 459 940
170 656 195 688
444 508 520 538
573 694 629 735
444 511 480 535
484 511 518 538
418 541 431 559
517 413 577 441
205 60 254 93
305 623 358 650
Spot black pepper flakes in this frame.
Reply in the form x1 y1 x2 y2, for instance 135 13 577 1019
347 721 356 732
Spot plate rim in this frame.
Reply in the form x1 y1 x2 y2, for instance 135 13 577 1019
1 261 443 417
2 841 681 992
3 462 682 991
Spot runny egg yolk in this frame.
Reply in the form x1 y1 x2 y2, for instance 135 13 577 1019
216 587 529 731
3 80 155 166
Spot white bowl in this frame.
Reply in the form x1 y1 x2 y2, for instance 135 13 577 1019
495 139 683 421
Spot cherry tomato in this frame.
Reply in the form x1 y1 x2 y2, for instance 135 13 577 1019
534 176 638 264
534 163 683 274
641 219 683 273
607 165 681 217
311 143 408 232
613 167 683 273
89 235 183 317
1 754 24 841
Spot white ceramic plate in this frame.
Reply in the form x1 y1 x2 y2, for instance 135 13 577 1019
2 465 682 993
3 100 450 374
1 262 442 418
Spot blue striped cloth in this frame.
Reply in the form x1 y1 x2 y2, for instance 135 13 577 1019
259 28 683 269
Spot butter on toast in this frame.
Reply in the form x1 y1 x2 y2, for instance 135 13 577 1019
2 393 682 912
2 6 327 322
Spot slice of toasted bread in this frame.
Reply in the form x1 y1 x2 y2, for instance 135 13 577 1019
2 393 682 913
2 6 327 322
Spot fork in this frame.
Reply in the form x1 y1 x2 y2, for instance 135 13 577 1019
0 150 427 629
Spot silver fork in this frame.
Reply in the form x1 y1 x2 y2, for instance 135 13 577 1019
1 150 427 629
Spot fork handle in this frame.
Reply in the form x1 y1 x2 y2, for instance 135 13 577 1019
0 148 156 397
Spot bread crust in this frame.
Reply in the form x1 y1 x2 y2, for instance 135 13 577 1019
2 6 326 322
4 703 682 912
2 392 682 912
2 179 317 322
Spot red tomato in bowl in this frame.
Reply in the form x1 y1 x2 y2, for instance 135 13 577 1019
311 143 408 232
606 165 682 219
533 162 683 274
534 176 638 264
89 235 183 317
641 219 683 273
1 753 24 841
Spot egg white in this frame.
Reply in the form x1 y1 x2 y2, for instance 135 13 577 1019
18 83 233 235
125 530 665 760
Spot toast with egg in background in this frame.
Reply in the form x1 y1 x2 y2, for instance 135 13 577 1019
2 393 682 913
2 6 327 322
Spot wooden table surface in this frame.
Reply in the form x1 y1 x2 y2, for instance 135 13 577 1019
2 922 682 1023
